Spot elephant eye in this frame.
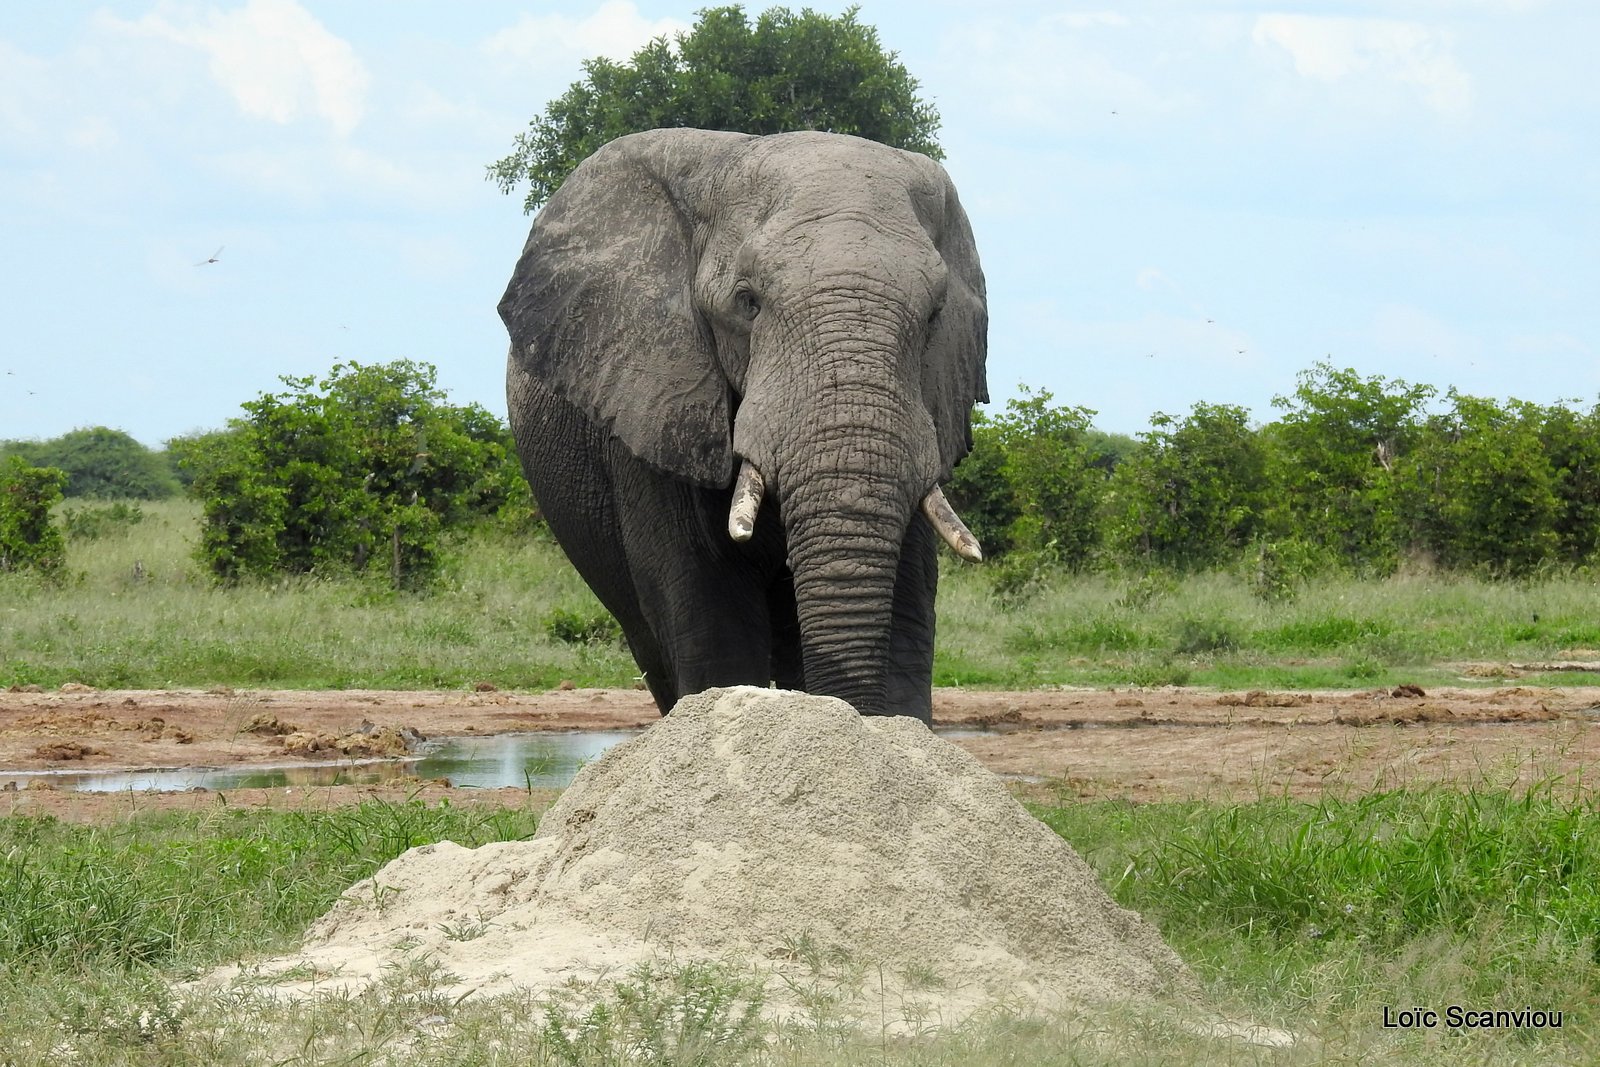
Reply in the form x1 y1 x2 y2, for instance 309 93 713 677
734 287 760 321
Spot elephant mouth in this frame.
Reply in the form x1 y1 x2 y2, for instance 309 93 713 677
724 458 982 562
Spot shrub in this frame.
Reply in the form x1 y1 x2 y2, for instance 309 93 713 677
188 360 525 587
0 456 67 573
544 607 623 646
61 502 145 542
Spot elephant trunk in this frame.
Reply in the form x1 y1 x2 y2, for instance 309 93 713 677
781 463 915 715
742 325 939 714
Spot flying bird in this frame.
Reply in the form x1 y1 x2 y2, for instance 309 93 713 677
196 246 224 266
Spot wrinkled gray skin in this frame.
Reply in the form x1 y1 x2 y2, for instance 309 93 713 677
500 129 987 721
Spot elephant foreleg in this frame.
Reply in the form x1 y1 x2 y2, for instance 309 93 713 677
883 514 939 721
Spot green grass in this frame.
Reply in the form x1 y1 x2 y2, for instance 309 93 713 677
0 500 639 690
3 499 1599 691
1 789 1596 1064
933 564 1600 691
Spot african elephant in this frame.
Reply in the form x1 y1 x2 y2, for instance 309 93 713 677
499 129 987 721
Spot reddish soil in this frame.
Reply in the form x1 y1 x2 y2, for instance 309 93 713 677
2 683 1596 822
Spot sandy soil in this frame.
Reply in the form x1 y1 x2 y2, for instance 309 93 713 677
2 682 1597 821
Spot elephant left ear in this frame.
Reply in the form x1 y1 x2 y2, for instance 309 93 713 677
498 129 751 487
921 166 990 481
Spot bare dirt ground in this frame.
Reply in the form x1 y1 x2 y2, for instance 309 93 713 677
2 682 1597 822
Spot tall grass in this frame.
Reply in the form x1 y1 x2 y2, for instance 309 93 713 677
3 499 1598 690
934 563 1600 690
0 500 638 689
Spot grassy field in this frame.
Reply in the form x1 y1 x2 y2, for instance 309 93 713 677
2 499 1598 692
0 789 1594 1064
4 501 1598 1062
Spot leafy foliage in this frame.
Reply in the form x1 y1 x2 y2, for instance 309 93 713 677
186 361 525 587
488 4 942 212
544 606 624 646
60 501 145 543
1107 402 1269 570
946 389 1112 574
1399 392 1560 575
0 427 179 499
1265 362 1435 572
0 456 66 574
1536 400 1600 565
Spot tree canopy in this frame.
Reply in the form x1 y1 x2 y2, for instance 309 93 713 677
488 4 943 212
0 426 180 500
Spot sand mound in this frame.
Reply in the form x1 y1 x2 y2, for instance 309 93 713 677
215 687 1196 1022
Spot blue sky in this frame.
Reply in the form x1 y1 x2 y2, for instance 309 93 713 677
2 1 1595 448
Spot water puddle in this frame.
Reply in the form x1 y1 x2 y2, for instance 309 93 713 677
4 726 987 793
2 730 642 794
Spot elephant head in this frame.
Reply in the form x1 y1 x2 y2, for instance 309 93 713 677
499 129 987 714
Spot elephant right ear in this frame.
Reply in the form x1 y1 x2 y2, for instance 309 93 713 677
499 129 752 487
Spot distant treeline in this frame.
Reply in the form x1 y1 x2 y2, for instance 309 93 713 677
5 360 1597 585
946 362 1600 585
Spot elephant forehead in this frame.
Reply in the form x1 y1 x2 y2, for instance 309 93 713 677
739 136 938 211
744 217 946 297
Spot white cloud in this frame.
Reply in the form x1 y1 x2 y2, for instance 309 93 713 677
1252 15 1471 117
110 0 369 135
483 1 688 68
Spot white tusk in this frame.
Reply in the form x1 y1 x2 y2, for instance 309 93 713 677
728 460 765 542
921 485 983 562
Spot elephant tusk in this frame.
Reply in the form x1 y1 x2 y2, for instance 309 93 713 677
921 485 983 562
727 460 765 542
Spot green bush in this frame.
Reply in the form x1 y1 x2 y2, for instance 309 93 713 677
947 387 1104 566
0 456 66 574
1107 402 1269 570
544 606 623 646
187 360 524 587
1399 392 1561 575
60 501 145 542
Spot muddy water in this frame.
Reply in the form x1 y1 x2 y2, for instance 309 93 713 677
4 726 988 793
2 730 641 793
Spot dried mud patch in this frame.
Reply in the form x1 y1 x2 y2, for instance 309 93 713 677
1 683 1596 815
